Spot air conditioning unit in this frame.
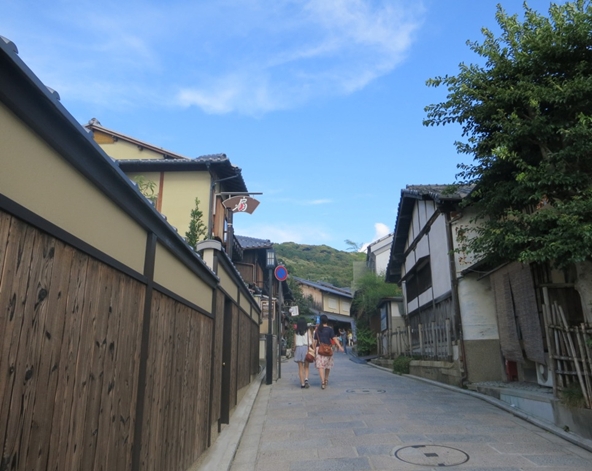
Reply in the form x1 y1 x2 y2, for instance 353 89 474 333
536 361 554 388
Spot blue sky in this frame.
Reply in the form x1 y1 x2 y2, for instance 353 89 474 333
1 0 566 251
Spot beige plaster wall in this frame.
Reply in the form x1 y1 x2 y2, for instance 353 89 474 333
218 264 238 302
300 284 322 306
323 294 340 314
340 300 351 316
0 103 146 273
96 136 165 160
240 293 252 316
160 172 211 238
154 242 213 310
321 293 351 316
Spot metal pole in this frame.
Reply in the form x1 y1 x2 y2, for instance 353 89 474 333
277 280 283 379
266 267 273 385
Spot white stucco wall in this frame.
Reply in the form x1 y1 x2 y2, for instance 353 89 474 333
429 214 452 299
457 275 499 341
403 200 453 311
368 234 392 276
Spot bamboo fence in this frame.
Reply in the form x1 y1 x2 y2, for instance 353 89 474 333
542 288 592 409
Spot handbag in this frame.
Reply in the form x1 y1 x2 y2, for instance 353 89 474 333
318 343 333 357
305 346 316 363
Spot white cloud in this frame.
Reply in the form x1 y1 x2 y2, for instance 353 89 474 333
177 0 425 114
374 222 391 240
1 0 424 116
359 222 392 252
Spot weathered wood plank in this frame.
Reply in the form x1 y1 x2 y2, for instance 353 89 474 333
90 267 123 471
47 249 89 470
1 223 40 469
109 275 143 470
25 237 69 471
63 256 102 471
18 232 56 469
0 212 17 462
140 291 162 471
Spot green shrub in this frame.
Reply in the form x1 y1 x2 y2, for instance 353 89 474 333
355 324 376 356
392 355 414 375
560 383 586 409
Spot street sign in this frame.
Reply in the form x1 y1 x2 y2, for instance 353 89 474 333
274 265 288 281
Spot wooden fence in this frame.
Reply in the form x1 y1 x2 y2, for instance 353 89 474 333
0 210 260 471
389 319 453 361
542 288 592 409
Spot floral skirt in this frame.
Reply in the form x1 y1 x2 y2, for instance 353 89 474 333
315 349 334 369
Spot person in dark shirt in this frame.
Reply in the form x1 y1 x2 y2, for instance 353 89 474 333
313 314 344 389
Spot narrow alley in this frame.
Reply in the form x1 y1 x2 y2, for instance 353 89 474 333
228 353 592 471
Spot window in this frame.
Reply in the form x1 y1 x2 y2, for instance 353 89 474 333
405 258 432 300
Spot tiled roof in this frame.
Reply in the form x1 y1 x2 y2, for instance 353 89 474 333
235 235 272 250
403 184 473 202
86 120 248 193
116 155 247 193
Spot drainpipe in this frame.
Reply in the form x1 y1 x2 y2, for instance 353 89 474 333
444 209 468 385
207 163 215 239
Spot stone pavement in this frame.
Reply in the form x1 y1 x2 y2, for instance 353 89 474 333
228 352 592 471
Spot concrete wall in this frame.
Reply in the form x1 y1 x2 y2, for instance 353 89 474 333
409 360 463 387
463 339 504 382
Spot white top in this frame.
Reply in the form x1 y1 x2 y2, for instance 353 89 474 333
294 330 310 347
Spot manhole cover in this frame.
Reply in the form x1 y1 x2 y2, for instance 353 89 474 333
394 445 469 467
345 389 386 394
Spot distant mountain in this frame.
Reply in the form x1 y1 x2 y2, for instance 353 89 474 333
274 242 365 288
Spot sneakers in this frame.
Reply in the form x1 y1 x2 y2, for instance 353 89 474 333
304 380 309 389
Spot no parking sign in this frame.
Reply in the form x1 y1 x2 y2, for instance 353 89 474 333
274 265 288 281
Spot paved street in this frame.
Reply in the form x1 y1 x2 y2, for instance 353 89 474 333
230 353 592 471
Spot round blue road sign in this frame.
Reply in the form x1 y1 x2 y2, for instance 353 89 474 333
274 265 288 281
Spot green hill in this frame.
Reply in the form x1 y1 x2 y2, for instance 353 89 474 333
274 242 365 288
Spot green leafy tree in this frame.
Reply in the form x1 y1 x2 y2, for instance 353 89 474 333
133 175 157 204
351 271 401 355
352 270 400 322
287 277 315 319
275 242 364 287
185 197 207 248
344 239 362 252
354 323 375 356
424 1 592 316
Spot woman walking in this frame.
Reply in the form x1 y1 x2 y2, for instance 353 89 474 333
314 314 344 389
293 318 312 388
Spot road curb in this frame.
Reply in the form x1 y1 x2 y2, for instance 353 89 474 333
188 369 265 471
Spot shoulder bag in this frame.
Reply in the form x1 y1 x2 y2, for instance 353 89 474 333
305 330 316 363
